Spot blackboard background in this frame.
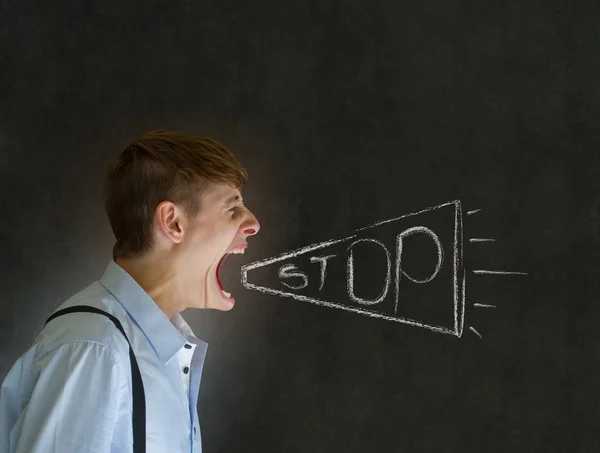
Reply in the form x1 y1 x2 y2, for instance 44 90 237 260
1 1 599 452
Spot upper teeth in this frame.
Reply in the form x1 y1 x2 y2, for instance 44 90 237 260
229 248 245 254
222 290 231 298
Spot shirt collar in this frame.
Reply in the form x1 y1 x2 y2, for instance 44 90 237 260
99 259 207 365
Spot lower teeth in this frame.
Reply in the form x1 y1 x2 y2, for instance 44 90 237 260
222 290 231 298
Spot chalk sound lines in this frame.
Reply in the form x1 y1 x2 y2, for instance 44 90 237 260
465 208 528 338
241 200 527 339
469 326 483 339
472 270 529 275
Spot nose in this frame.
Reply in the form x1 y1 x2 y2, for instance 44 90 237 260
242 210 260 237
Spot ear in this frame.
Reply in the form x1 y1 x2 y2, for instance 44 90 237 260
155 201 185 244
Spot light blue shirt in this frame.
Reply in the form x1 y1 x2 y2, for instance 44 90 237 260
0 259 208 453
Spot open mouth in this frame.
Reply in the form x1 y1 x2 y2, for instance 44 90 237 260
216 243 247 301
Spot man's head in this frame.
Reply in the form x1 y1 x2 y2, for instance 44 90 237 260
103 129 260 315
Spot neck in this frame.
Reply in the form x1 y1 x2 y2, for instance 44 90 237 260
114 255 182 320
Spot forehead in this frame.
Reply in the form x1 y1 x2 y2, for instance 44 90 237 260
200 182 242 206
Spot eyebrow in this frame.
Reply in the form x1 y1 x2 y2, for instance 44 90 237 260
223 194 242 206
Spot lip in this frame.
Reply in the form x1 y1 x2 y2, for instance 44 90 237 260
227 242 248 253
215 263 235 305
219 287 235 305
215 242 248 304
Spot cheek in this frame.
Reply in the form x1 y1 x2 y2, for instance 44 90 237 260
185 222 237 264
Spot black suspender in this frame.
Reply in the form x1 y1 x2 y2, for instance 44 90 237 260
44 305 146 453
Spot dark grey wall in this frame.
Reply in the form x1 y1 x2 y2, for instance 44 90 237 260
1 1 600 452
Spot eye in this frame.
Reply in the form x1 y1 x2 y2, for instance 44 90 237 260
228 207 237 216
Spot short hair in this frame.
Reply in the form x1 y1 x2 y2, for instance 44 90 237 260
103 129 248 259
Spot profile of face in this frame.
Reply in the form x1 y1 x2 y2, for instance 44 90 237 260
166 182 260 311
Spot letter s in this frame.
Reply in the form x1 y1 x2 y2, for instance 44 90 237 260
278 264 308 290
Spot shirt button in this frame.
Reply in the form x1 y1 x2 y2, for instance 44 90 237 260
183 366 190 374
184 344 192 349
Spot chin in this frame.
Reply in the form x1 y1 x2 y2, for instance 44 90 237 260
206 289 235 311
216 302 235 312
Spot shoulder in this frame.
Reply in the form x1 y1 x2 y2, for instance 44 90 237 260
36 281 131 359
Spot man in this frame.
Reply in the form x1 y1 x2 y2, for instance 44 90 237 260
0 130 260 452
